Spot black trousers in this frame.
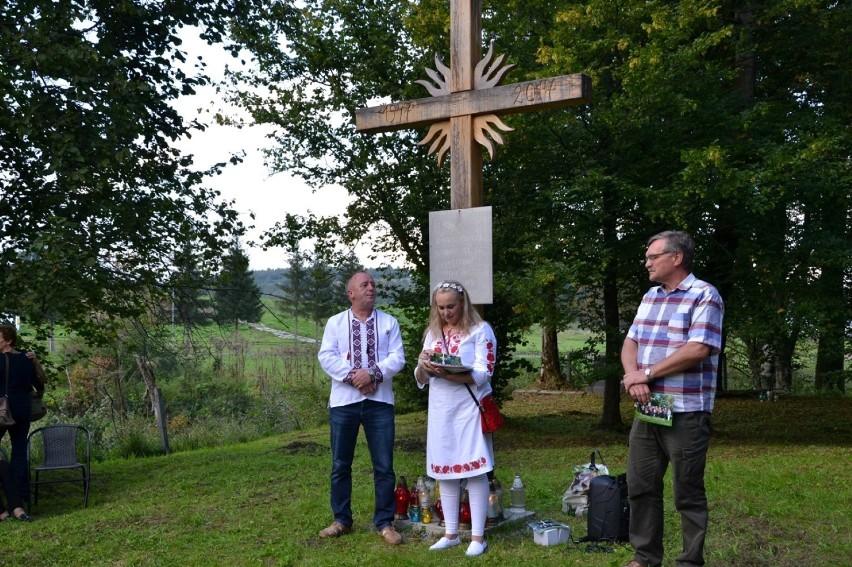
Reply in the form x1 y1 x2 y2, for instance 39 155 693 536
0 458 24 513
0 419 31 504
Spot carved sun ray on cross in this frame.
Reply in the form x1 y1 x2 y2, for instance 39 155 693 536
414 43 516 166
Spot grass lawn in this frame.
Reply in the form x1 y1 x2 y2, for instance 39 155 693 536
7 393 850 566
512 325 596 358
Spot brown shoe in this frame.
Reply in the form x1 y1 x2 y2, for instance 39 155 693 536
622 561 647 567
319 521 352 538
380 526 403 545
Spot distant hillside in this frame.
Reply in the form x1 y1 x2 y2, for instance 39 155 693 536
252 268 286 297
253 267 414 302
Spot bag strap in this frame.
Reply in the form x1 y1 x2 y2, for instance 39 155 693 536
441 328 482 413
589 449 606 471
3 353 8 397
464 383 483 413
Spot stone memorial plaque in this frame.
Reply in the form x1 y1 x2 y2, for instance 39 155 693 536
429 207 492 304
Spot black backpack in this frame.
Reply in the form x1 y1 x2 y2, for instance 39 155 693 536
583 472 630 542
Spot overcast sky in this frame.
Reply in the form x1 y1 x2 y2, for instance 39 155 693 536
173 31 355 272
175 110 352 271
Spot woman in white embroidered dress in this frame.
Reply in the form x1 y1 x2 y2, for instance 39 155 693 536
414 281 497 557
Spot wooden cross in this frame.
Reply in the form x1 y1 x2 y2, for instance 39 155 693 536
355 0 592 210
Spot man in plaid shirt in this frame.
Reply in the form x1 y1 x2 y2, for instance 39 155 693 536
620 231 724 567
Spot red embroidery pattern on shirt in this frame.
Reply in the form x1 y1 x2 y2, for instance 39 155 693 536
437 331 494 374
430 457 488 476
436 330 462 356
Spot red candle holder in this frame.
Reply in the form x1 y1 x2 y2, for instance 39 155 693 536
394 476 410 520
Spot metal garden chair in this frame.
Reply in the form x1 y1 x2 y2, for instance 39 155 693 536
27 424 91 508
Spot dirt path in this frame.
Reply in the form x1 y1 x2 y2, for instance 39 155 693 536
246 322 319 344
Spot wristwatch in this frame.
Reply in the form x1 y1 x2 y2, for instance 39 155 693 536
644 368 653 382
367 368 376 384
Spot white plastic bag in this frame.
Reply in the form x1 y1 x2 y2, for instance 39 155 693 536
561 452 609 516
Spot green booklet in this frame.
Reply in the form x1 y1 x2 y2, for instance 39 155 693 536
430 352 462 366
635 393 675 426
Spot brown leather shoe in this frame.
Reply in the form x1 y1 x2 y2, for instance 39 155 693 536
319 521 352 538
622 561 647 567
380 526 403 545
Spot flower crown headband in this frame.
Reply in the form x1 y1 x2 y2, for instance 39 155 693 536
436 282 464 294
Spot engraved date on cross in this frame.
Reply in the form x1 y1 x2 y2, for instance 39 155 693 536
514 79 558 104
379 102 415 125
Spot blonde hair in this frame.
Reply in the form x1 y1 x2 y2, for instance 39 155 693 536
426 280 482 339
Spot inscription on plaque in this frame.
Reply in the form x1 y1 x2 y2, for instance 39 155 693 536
429 207 493 304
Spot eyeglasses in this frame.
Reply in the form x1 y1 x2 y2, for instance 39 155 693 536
436 282 465 294
644 252 675 263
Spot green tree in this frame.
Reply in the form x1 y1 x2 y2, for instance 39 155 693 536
332 251 365 301
229 0 850 414
539 0 745 424
214 243 263 329
228 0 443 274
0 0 247 345
306 255 337 335
669 1 851 393
543 0 851 398
277 242 311 339
304 247 364 333
171 245 214 329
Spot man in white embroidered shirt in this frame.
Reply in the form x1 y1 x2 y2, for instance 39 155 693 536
317 271 406 545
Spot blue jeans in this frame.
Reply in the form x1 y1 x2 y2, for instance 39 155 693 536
627 412 711 567
329 400 395 531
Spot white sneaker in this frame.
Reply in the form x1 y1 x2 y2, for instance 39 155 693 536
429 536 462 551
465 540 488 557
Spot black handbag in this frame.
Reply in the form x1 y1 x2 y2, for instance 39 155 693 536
30 392 47 422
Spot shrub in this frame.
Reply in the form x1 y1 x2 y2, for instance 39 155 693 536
115 426 163 458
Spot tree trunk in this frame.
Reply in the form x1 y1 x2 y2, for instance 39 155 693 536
537 326 564 389
812 249 844 393
600 188 623 429
814 194 847 392
745 339 764 390
600 272 624 429
773 323 800 393
760 344 775 392
134 355 170 454
815 327 845 392
733 3 755 100
707 201 739 393
536 279 567 390
135 355 157 412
